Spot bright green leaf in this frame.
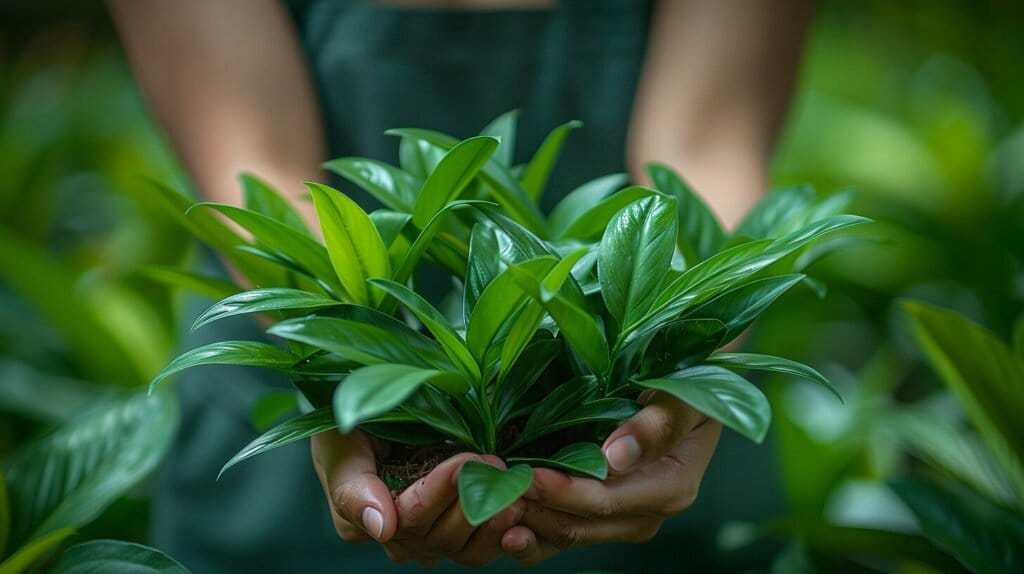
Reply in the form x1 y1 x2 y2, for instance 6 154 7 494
646 163 724 264
191 288 340 332
520 120 581 203
413 136 498 228
707 352 842 402
241 172 311 236
333 364 441 432
559 186 656 240
150 342 297 393
548 173 629 238
322 157 417 212
458 462 533 526
479 110 519 167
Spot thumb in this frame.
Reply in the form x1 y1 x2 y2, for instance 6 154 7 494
312 429 397 543
601 391 706 475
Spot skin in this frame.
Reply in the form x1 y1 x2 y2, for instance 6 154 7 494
109 0 812 567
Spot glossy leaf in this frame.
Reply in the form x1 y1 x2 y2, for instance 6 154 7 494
49 540 190 574
646 163 725 264
559 186 656 240
334 364 442 432
548 173 629 238
413 136 497 228
393 200 490 284
220 407 335 478
241 172 311 236
542 398 639 434
2 392 177 548
479 110 519 167
149 342 298 393
401 384 477 448
495 336 559 424
598 195 677 328
497 301 547 383
467 260 550 364
521 379 599 439
368 210 412 249
464 223 501 320
458 462 533 526
735 184 815 240
707 352 842 402
509 442 607 480
323 157 417 212
520 120 581 203
191 288 340 331
370 279 480 382
308 182 390 305
637 366 770 443
686 274 805 344
639 318 728 377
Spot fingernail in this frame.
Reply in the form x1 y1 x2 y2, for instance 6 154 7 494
362 507 384 540
509 538 528 553
605 435 642 472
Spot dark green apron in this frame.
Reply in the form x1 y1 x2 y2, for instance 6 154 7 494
151 2 783 572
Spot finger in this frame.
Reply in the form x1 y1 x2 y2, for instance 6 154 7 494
519 500 661 549
502 526 556 566
393 452 483 539
422 500 476 557
332 516 373 545
602 391 707 474
450 501 524 568
311 430 397 543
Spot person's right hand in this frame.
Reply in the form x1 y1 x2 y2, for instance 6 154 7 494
311 430 523 567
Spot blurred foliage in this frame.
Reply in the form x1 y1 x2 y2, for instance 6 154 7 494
0 0 1022 572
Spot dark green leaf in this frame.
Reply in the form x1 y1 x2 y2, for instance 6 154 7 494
509 442 607 480
707 352 842 402
521 378 599 439
544 398 639 434
598 195 677 328
466 262 542 364
0 528 75 574
497 301 547 383
241 172 311 236
150 342 298 393
458 462 533 526
401 384 477 448
686 274 805 344
323 157 417 212
191 288 340 331
559 186 656 240
520 120 581 203
334 364 442 432
0 470 8 558
548 173 629 238
735 184 815 240
495 336 559 424
646 163 725 263
393 200 490 284
639 318 728 377
413 136 498 228
637 366 770 442
220 407 335 478
479 110 519 167
49 540 190 574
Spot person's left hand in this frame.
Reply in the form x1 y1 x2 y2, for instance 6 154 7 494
499 391 722 565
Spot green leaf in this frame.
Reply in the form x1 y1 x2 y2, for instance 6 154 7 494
220 407 335 478
685 274 805 344
766 214 871 255
241 172 311 236
401 385 477 448
559 186 656 240
1014 317 1024 361
308 183 390 305
638 318 727 377
479 110 519 167
385 128 546 235
598 195 677 329
544 398 639 434
413 136 498 228
891 475 1024 574
646 163 725 264
268 316 457 378
393 200 490 284
333 364 442 432
497 302 547 383
369 279 480 382
735 184 815 240
150 342 298 393
323 157 417 212
368 210 412 249
521 379 599 439
249 390 298 432
0 528 74 574
707 352 842 402
903 301 1024 500
548 173 629 238
49 540 190 574
191 288 340 331
0 471 8 558
495 336 559 424
541 247 591 303
467 260 550 364
464 223 502 320
520 120 581 203
458 462 533 526
2 392 177 548
637 366 770 443
137 266 239 302
509 443 607 480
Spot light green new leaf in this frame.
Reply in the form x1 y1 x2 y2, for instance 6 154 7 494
458 462 533 526
559 186 657 240
598 195 677 328
241 172 311 236
646 163 725 264
308 183 391 305
220 407 335 478
637 366 770 443
520 120 581 203
548 173 629 238
191 288 341 332
1 392 177 548
370 279 480 382
49 540 191 574
479 110 519 167
467 258 555 364
323 157 417 212
0 528 75 574
541 247 591 303
509 442 607 480
399 137 444 180
334 364 442 432
150 342 298 393
707 352 842 402
413 136 498 228
497 302 547 383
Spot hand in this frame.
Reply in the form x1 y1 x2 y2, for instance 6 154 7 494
311 431 522 567
500 391 721 565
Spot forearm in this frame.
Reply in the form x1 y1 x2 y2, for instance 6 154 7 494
108 0 326 224
628 0 814 229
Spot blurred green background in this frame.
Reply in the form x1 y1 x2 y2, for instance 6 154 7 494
0 1 1021 572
